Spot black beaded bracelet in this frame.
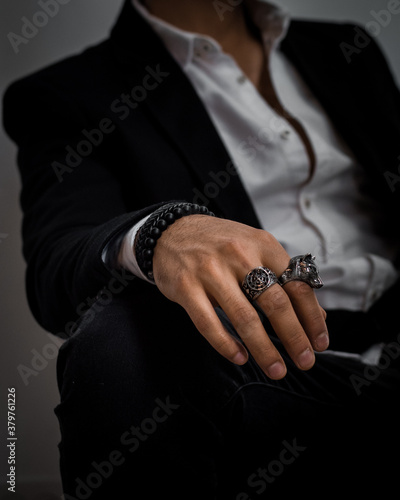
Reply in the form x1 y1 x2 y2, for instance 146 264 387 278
135 202 215 282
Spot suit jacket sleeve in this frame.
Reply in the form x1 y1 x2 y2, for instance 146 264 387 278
3 75 166 336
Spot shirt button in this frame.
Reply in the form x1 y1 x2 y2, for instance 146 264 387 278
304 198 311 208
370 290 381 304
280 130 291 140
194 40 214 57
237 74 246 84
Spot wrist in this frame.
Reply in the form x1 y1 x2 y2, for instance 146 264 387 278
116 215 154 283
134 202 215 282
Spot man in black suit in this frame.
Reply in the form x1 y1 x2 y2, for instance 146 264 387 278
3 0 400 498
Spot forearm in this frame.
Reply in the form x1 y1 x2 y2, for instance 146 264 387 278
3 76 167 334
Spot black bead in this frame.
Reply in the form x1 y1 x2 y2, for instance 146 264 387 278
145 237 156 248
156 219 168 230
199 206 208 214
143 260 152 270
173 207 184 218
149 226 161 239
164 212 175 224
144 249 153 259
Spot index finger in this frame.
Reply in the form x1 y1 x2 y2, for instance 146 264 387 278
181 287 250 366
204 279 288 379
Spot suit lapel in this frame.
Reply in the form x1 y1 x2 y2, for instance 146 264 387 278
110 3 400 225
280 21 400 205
109 0 261 227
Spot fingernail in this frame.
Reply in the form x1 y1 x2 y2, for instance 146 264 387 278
233 351 248 365
315 332 329 351
298 348 315 370
268 361 286 379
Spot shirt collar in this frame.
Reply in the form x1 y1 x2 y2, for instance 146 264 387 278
132 0 290 69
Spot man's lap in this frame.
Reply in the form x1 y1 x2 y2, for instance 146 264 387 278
55 292 400 499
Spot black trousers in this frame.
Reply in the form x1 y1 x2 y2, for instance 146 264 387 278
55 284 400 499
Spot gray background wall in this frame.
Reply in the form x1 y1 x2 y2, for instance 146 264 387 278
0 1 399 498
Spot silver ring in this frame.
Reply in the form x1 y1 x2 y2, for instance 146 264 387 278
242 266 279 301
279 253 323 289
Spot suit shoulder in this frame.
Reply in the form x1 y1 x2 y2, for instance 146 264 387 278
2 38 118 142
3 37 114 103
286 18 393 70
288 19 369 43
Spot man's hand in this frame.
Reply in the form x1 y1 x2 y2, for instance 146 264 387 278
152 215 329 380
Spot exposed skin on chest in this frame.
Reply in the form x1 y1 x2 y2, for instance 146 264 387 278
144 0 316 173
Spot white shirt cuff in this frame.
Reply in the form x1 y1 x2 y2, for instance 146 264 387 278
116 214 155 284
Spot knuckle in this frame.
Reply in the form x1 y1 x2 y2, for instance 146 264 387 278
202 256 221 277
287 280 313 295
256 229 278 247
213 335 236 356
221 236 246 257
253 343 275 360
264 287 290 313
233 305 260 330
256 228 272 242
308 309 326 325
286 331 308 350
188 254 222 285
173 272 192 295
192 310 211 334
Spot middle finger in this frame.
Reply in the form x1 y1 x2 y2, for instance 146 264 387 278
256 283 316 371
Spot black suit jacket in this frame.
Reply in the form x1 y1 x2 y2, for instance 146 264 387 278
3 0 400 336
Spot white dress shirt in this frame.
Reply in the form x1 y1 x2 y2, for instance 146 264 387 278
117 0 398 316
